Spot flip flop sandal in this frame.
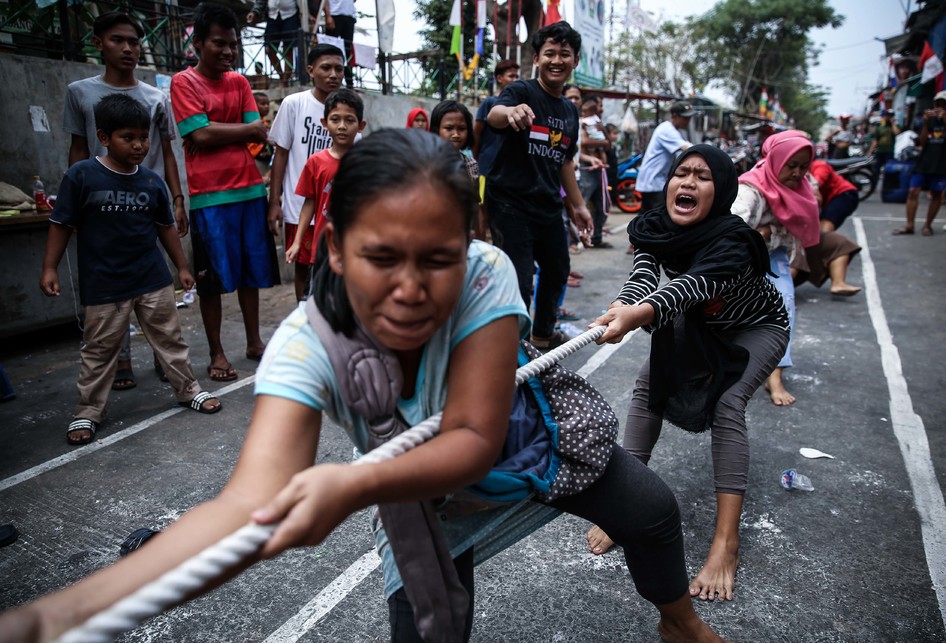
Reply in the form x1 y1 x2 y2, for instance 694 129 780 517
892 227 914 235
245 350 265 362
207 364 238 382
922 226 934 236
0 524 19 548
181 391 222 414
111 367 137 391
66 418 97 445
119 527 160 556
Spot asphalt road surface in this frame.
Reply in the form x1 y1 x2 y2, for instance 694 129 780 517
1 198 944 642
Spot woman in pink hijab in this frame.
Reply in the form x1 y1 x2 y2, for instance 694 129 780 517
732 130 819 406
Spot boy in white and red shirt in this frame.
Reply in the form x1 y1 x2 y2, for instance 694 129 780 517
286 89 366 264
267 43 345 300
170 1 279 382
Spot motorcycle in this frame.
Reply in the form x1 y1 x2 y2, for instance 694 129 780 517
826 155 877 201
725 140 761 175
613 153 644 213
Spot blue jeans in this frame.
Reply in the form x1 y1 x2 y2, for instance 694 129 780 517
767 246 794 368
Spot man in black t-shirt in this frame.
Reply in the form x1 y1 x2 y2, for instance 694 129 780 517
486 21 593 350
896 90 946 236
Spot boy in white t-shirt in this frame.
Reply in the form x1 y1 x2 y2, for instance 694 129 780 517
267 43 345 300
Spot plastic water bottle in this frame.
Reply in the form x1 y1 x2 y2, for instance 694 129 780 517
780 469 814 492
32 175 50 211
182 289 196 305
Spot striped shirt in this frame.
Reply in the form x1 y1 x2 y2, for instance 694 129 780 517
616 250 789 334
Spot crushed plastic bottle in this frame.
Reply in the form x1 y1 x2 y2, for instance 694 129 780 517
556 322 584 339
182 288 196 305
780 469 814 492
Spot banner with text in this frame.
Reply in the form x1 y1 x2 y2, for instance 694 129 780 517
572 0 605 88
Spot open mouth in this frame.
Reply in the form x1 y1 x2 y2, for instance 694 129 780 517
673 193 698 214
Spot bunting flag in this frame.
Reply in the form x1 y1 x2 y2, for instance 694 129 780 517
888 56 899 89
476 0 486 55
920 41 944 89
547 0 561 25
759 87 768 118
449 0 462 56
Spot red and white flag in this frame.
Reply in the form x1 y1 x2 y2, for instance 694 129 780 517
921 41 944 85
529 125 550 141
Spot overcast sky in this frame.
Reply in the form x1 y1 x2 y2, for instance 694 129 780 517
363 0 910 116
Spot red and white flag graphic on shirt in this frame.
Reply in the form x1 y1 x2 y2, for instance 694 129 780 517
529 125 550 141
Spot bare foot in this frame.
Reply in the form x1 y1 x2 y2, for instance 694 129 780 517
245 343 266 361
656 592 730 642
586 525 615 555
688 538 740 602
764 370 795 406
922 225 934 236
830 283 862 296
658 618 730 643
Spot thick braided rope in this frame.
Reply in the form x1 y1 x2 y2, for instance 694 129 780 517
56 326 607 643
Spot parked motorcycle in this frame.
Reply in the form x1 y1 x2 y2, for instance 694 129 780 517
826 155 877 201
726 141 761 175
613 153 644 213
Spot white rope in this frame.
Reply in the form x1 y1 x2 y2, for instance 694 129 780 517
55 326 607 643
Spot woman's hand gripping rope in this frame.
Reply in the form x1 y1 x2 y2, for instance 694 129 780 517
53 326 608 643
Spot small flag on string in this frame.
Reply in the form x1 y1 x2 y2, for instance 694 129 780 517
449 0 462 56
476 0 486 55
547 0 561 24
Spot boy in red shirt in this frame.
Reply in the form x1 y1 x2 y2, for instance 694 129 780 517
170 2 279 382
286 89 366 265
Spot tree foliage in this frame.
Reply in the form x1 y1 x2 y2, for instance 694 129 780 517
607 22 711 97
688 0 843 133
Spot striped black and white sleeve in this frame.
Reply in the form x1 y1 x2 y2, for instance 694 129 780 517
639 272 735 330
615 250 660 305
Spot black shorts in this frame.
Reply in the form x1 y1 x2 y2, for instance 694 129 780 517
264 12 301 49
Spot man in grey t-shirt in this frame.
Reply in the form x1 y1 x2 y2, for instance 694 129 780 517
63 12 189 391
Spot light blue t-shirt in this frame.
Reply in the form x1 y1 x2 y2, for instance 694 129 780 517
255 240 530 446
255 241 561 596
635 120 690 193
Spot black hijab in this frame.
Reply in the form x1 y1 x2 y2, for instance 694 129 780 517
628 144 770 280
627 144 769 433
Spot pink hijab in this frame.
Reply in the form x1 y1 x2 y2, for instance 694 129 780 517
738 130 820 248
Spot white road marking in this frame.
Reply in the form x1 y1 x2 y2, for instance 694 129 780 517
855 218 946 627
575 329 637 379
0 376 255 493
262 551 381 643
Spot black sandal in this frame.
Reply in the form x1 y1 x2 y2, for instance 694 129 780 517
111 367 137 391
66 418 98 445
180 391 222 414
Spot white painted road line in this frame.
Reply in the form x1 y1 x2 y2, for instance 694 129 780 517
262 551 381 643
0 376 256 493
855 218 946 627
575 328 637 379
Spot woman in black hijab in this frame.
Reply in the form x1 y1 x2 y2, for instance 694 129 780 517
585 144 790 604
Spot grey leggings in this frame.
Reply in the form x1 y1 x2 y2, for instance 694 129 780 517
624 325 789 495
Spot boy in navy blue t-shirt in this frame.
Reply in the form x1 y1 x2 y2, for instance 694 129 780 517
40 94 222 445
